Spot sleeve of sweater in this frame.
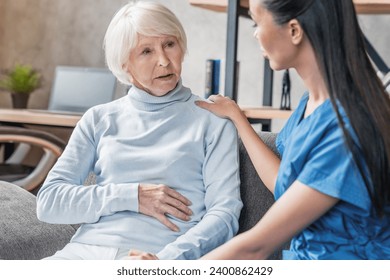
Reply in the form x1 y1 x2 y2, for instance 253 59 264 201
156 119 243 260
36 110 139 224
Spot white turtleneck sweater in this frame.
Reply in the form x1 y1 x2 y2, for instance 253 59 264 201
36 81 242 260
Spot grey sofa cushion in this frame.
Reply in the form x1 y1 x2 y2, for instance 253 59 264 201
238 132 286 259
0 181 76 260
238 132 279 234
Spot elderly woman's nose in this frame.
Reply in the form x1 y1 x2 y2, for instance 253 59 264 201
158 51 170 67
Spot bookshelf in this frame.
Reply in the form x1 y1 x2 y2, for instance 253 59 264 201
189 0 390 130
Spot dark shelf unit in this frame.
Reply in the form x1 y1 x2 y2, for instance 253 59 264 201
224 0 273 131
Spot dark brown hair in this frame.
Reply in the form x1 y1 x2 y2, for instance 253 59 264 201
262 0 390 215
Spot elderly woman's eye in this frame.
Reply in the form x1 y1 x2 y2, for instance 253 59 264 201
165 41 175 48
142 48 151 55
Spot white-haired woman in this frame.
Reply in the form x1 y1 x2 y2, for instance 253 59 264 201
36 1 242 260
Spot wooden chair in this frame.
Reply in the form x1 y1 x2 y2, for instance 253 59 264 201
0 126 66 191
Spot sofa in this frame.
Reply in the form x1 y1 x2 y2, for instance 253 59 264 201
0 132 286 260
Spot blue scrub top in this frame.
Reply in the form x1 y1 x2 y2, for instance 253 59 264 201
275 93 390 260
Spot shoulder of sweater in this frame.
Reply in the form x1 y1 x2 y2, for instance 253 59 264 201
187 94 236 130
81 95 128 122
187 94 229 123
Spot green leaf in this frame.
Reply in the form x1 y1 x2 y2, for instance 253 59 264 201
0 64 42 94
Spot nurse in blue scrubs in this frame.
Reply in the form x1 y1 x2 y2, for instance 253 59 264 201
197 0 390 260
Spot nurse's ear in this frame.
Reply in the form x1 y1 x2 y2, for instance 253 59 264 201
288 19 304 45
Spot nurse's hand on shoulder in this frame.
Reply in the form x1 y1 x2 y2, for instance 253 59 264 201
123 249 158 260
195 94 242 121
138 183 193 232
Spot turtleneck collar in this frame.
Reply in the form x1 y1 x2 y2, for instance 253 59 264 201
127 79 192 111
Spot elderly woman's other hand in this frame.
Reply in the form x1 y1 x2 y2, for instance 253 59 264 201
138 183 192 232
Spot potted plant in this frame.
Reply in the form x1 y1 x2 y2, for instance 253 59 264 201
0 64 42 108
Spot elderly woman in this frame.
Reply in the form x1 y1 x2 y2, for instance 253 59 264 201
36 1 242 260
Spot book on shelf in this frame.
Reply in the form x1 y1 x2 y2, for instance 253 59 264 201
204 59 221 98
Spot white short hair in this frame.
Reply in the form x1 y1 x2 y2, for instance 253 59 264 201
104 1 187 85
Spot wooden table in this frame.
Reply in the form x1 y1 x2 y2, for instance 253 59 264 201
354 0 390 13
241 106 292 120
0 109 81 128
0 107 291 131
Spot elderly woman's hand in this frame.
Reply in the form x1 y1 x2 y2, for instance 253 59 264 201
138 183 192 232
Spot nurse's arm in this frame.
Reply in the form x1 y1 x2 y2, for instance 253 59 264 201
201 180 339 260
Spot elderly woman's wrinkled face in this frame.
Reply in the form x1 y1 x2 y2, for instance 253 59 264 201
126 34 183 96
